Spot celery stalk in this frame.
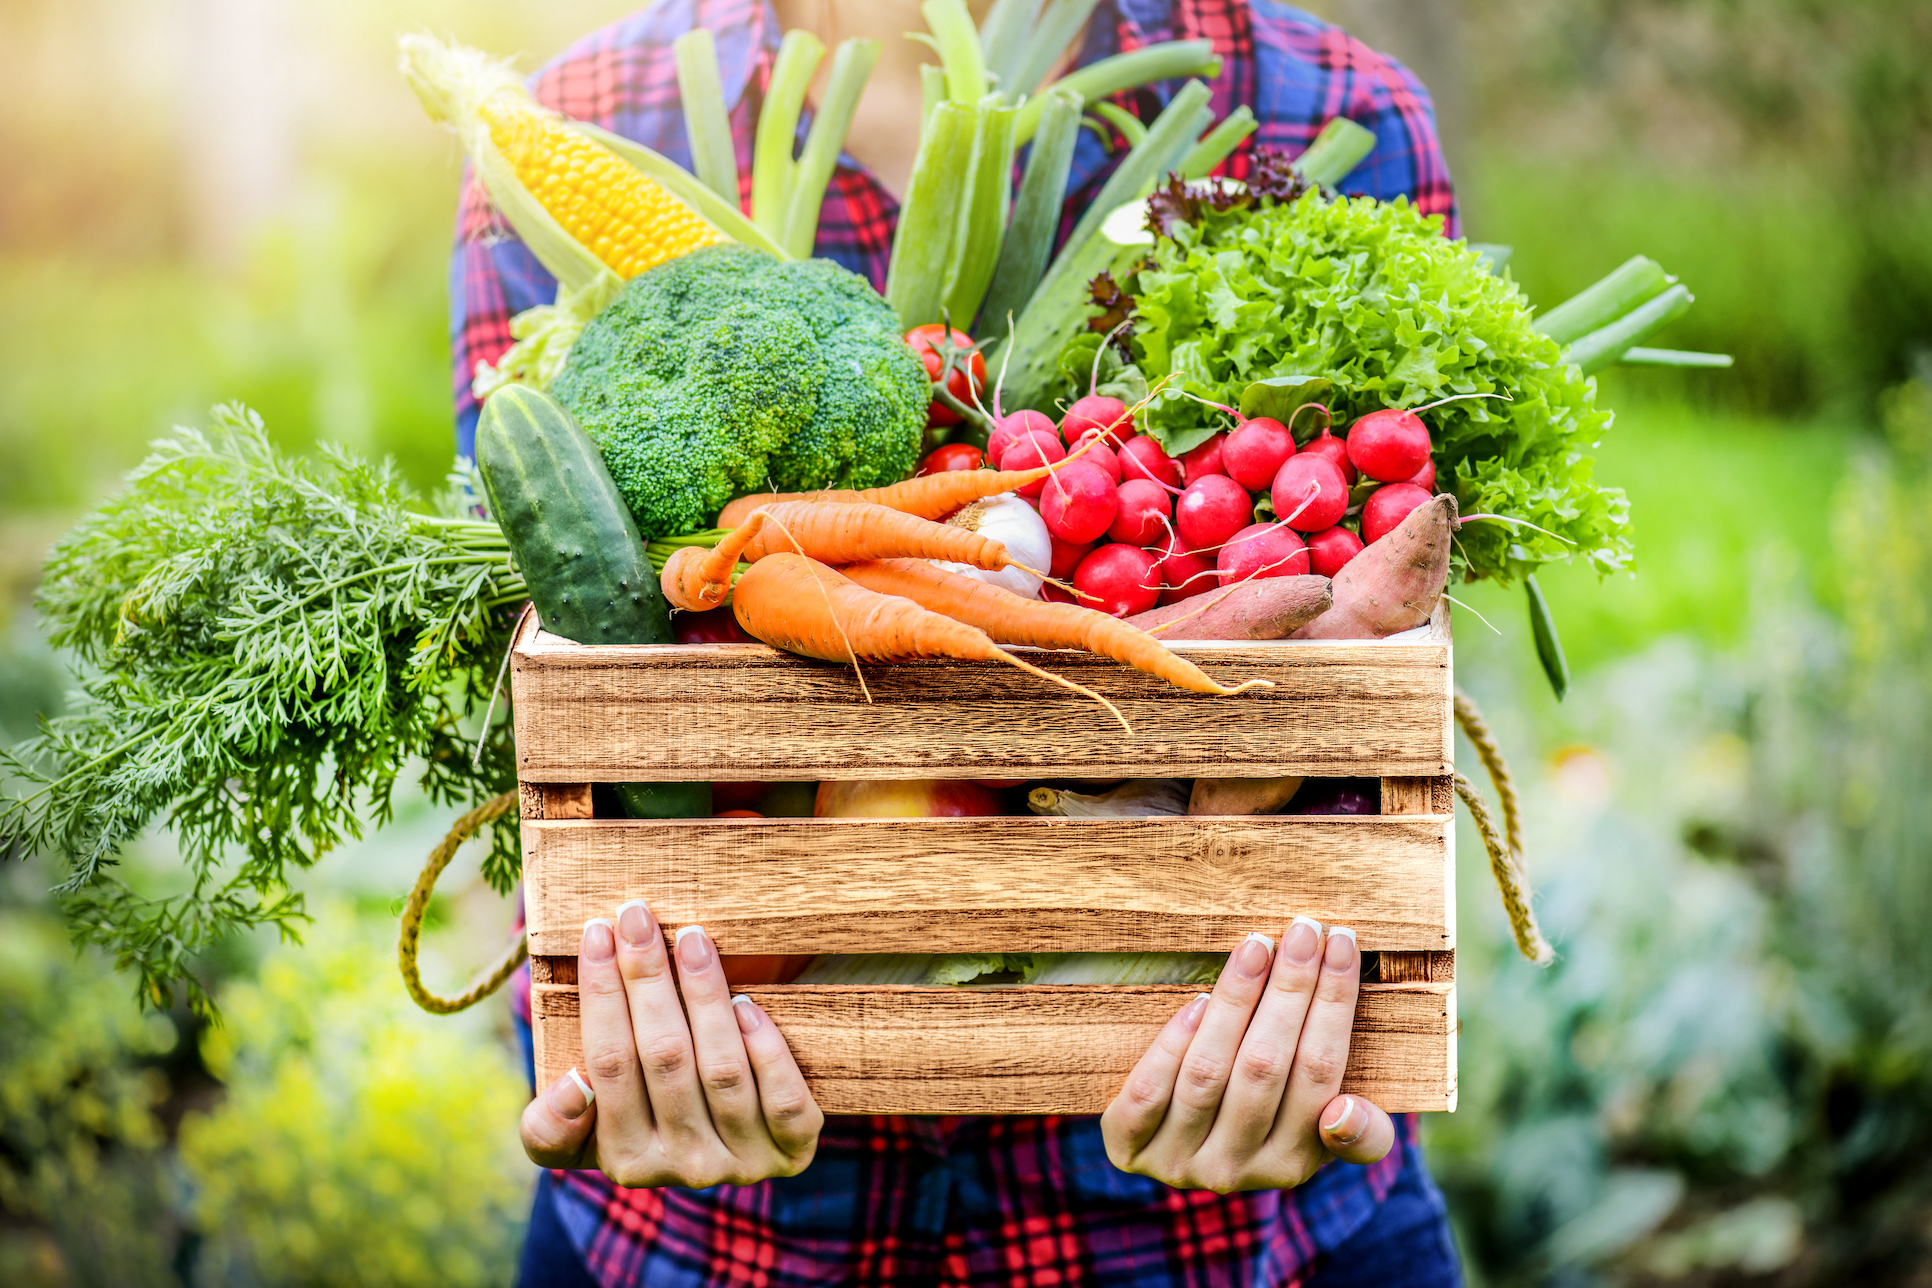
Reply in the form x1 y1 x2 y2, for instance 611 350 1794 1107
979 0 1046 94
923 0 989 104
942 99 1020 328
1619 347 1734 368
752 30 824 240
1294 116 1377 186
1008 0 1104 104
980 86 1082 344
1180 106 1256 178
1015 40 1219 144
1090 101 1149 148
1060 79 1212 263
672 30 741 204
782 38 882 258
885 101 979 328
921 63 947 123
1534 256 1673 345
1569 283 1695 374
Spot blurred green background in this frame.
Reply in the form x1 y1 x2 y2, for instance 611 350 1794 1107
2 0 1929 1283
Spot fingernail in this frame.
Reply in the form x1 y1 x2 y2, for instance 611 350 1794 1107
733 994 763 1033
1322 1095 1364 1142
1283 915 1323 965
582 918 615 963
1234 931 1274 979
549 1068 594 1120
616 898 654 947
675 923 713 971
1182 992 1211 1028
1324 926 1358 973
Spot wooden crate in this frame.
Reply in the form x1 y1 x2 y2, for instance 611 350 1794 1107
513 607 1457 1115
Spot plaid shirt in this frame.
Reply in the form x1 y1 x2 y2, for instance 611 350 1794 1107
447 0 1457 459
474 3 1455 1283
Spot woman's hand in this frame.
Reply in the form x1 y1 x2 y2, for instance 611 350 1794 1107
520 900 824 1186
1101 917 1395 1192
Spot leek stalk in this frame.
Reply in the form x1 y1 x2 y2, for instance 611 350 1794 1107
1007 0 1105 105
885 101 979 327
978 0 1046 93
1534 255 1673 345
672 29 741 203
1013 40 1219 144
1294 116 1377 186
1179 106 1256 178
942 99 1020 328
1570 283 1694 374
922 0 989 103
751 30 823 239
782 37 882 258
1089 100 1148 148
1620 346 1734 368
979 86 1083 343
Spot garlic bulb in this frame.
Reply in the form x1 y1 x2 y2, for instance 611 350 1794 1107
1027 778 1191 818
936 492 1049 598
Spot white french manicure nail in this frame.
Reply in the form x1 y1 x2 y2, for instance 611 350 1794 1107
566 1067 595 1109
1330 926 1357 946
1246 931 1276 952
1322 1095 1354 1133
1291 914 1324 935
674 924 705 944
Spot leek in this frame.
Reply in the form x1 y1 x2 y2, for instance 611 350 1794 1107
1179 106 1256 178
752 30 823 240
1089 101 1148 148
1293 115 1377 186
1534 255 1673 345
1620 346 1734 368
672 29 741 203
1006 0 1105 105
979 86 1082 344
942 99 1019 328
1013 41 1219 144
979 0 1046 93
1569 283 1694 374
782 37 882 258
922 0 990 103
886 101 979 327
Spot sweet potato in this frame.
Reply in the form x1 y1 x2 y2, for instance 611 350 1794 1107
1123 576 1331 640
1188 776 1305 816
1293 493 1455 639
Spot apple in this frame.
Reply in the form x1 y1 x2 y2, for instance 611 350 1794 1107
815 779 1009 817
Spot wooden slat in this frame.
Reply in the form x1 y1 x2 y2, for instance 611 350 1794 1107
531 983 1456 1115
521 815 1453 956
1378 951 1457 983
509 616 1452 782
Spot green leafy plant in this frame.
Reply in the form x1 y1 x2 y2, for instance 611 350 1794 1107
0 407 524 1012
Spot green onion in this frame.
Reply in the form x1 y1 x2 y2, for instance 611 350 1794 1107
782 38 882 258
1569 283 1694 374
1619 346 1734 368
671 30 741 204
922 0 989 103
1007 0 1104 104
1089 101 1148 148
751 29 823 240
885 101 979 328
1179 106 1256 178
1293 115 1377 185
1014 40 1218 144
921 63 947 123
1534 255 1673 345
980 86 1082 344
943 99 1020 329
1526 574 1570 701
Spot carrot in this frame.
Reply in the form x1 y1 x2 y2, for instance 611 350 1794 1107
660 507 776 610
839 558 1270 696
1293 493 1455 639
731 553 1129 730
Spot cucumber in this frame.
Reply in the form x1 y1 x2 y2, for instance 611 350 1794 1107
477 385 709 819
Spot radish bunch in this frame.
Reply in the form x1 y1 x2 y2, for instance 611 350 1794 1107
966 393 1459 616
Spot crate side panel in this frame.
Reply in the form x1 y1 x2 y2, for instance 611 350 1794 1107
531 983 1455 1115
511 638 1451 781
523 815 1453 956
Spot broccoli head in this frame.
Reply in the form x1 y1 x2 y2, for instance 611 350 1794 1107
551 244 928 537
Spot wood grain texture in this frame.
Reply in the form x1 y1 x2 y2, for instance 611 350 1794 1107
540 783 593 820
531 983 1457 1115
509 614 1452 783
1378 950 1457 983
521 815 1453 956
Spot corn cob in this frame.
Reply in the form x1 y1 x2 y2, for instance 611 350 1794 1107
401 34 724 281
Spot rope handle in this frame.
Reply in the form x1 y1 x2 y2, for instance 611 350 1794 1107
398 790 528 1014
1452 689 1555 965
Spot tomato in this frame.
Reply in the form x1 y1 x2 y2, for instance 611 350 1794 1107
917 443 984 475
905 324 985 427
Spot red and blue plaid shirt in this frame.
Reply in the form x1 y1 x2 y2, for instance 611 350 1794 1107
472 3 1455 1283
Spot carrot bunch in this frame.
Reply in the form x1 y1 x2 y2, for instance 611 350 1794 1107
658 489 1270 726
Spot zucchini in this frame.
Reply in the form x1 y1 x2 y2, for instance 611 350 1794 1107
477 385 711 818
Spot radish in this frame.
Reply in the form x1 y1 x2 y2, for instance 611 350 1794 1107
1073 542 1161 617
1301 428 1356 485
1041 582 1078 604
1108 478 1172 545
1222 417 1297 490
1304 525 1365 577
1061 394 1134 447
1361 482 1433 544
999 430 1066 497
1154 533 1217 605
1076 439 1122 482
1180 434 1228 485
988 409 1056 465
1176 474 1254 549
1048 533 1094 579
1118 436 1184 490
1039 461 1119 544
1218 522 1310 583
1408 458 1436 490
1347 409 1431 483
1270 454 1349 531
